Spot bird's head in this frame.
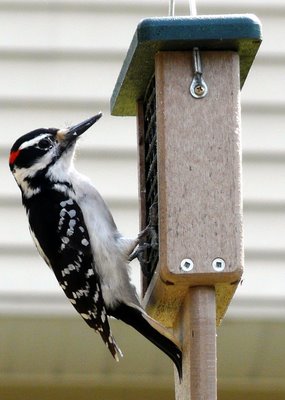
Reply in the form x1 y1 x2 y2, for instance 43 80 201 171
9 113 102 197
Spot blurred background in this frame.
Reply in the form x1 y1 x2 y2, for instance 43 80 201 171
0 1 284 399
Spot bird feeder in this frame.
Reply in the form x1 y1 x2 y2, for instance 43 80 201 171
111 14 261 398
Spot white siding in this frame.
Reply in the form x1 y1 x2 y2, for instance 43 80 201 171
0 1 285 398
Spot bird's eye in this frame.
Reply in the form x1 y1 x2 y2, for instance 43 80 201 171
37 137 53 150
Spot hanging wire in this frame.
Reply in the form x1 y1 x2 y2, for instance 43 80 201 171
169 0 198 17
169 0 175 16
167 1 207 98
188 0 208 98
189 0 197 16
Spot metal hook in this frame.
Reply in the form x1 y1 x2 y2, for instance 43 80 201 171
188 1 208 98
168 1 207 98
190 47 208 99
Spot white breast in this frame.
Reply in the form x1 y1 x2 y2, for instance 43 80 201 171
70 169 138 308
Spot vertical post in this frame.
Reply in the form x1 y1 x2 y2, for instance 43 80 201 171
154 50 240 399
175 287 217 399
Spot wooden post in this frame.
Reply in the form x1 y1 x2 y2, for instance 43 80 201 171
153 50 238 399
175 287 217 399
134 50 241 398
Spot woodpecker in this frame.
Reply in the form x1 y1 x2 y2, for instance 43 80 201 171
9 113 182 379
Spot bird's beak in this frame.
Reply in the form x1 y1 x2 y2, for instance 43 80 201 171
56 113 102 143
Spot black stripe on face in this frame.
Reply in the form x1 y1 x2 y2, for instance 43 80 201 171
10 129 58 169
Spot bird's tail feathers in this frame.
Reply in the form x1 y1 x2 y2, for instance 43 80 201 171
111 303 182 380
140 309 181 350
98 328 123 362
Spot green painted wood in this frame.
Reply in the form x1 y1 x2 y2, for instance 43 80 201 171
111 14 262 116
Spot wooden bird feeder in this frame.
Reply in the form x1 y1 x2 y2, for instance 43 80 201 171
111 14 262 399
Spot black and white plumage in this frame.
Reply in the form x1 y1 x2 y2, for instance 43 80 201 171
9 113 182 377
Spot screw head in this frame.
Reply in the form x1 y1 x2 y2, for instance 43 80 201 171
212 258 225 272
180 259 194 272
194 84 205 96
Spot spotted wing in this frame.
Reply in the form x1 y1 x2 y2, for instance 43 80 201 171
26 189 122 361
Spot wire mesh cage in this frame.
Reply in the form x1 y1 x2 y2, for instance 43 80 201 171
140 76 159 289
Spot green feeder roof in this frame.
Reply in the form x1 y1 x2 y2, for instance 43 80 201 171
111 14 262 116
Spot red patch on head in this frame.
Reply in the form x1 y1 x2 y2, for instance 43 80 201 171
9 150 20 165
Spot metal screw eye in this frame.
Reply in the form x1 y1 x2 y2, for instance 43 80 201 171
190 47 208 99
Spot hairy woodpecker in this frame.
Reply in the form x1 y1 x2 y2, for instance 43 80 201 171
9 114 182 379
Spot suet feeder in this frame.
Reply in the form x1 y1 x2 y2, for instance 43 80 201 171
111 13 261 397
